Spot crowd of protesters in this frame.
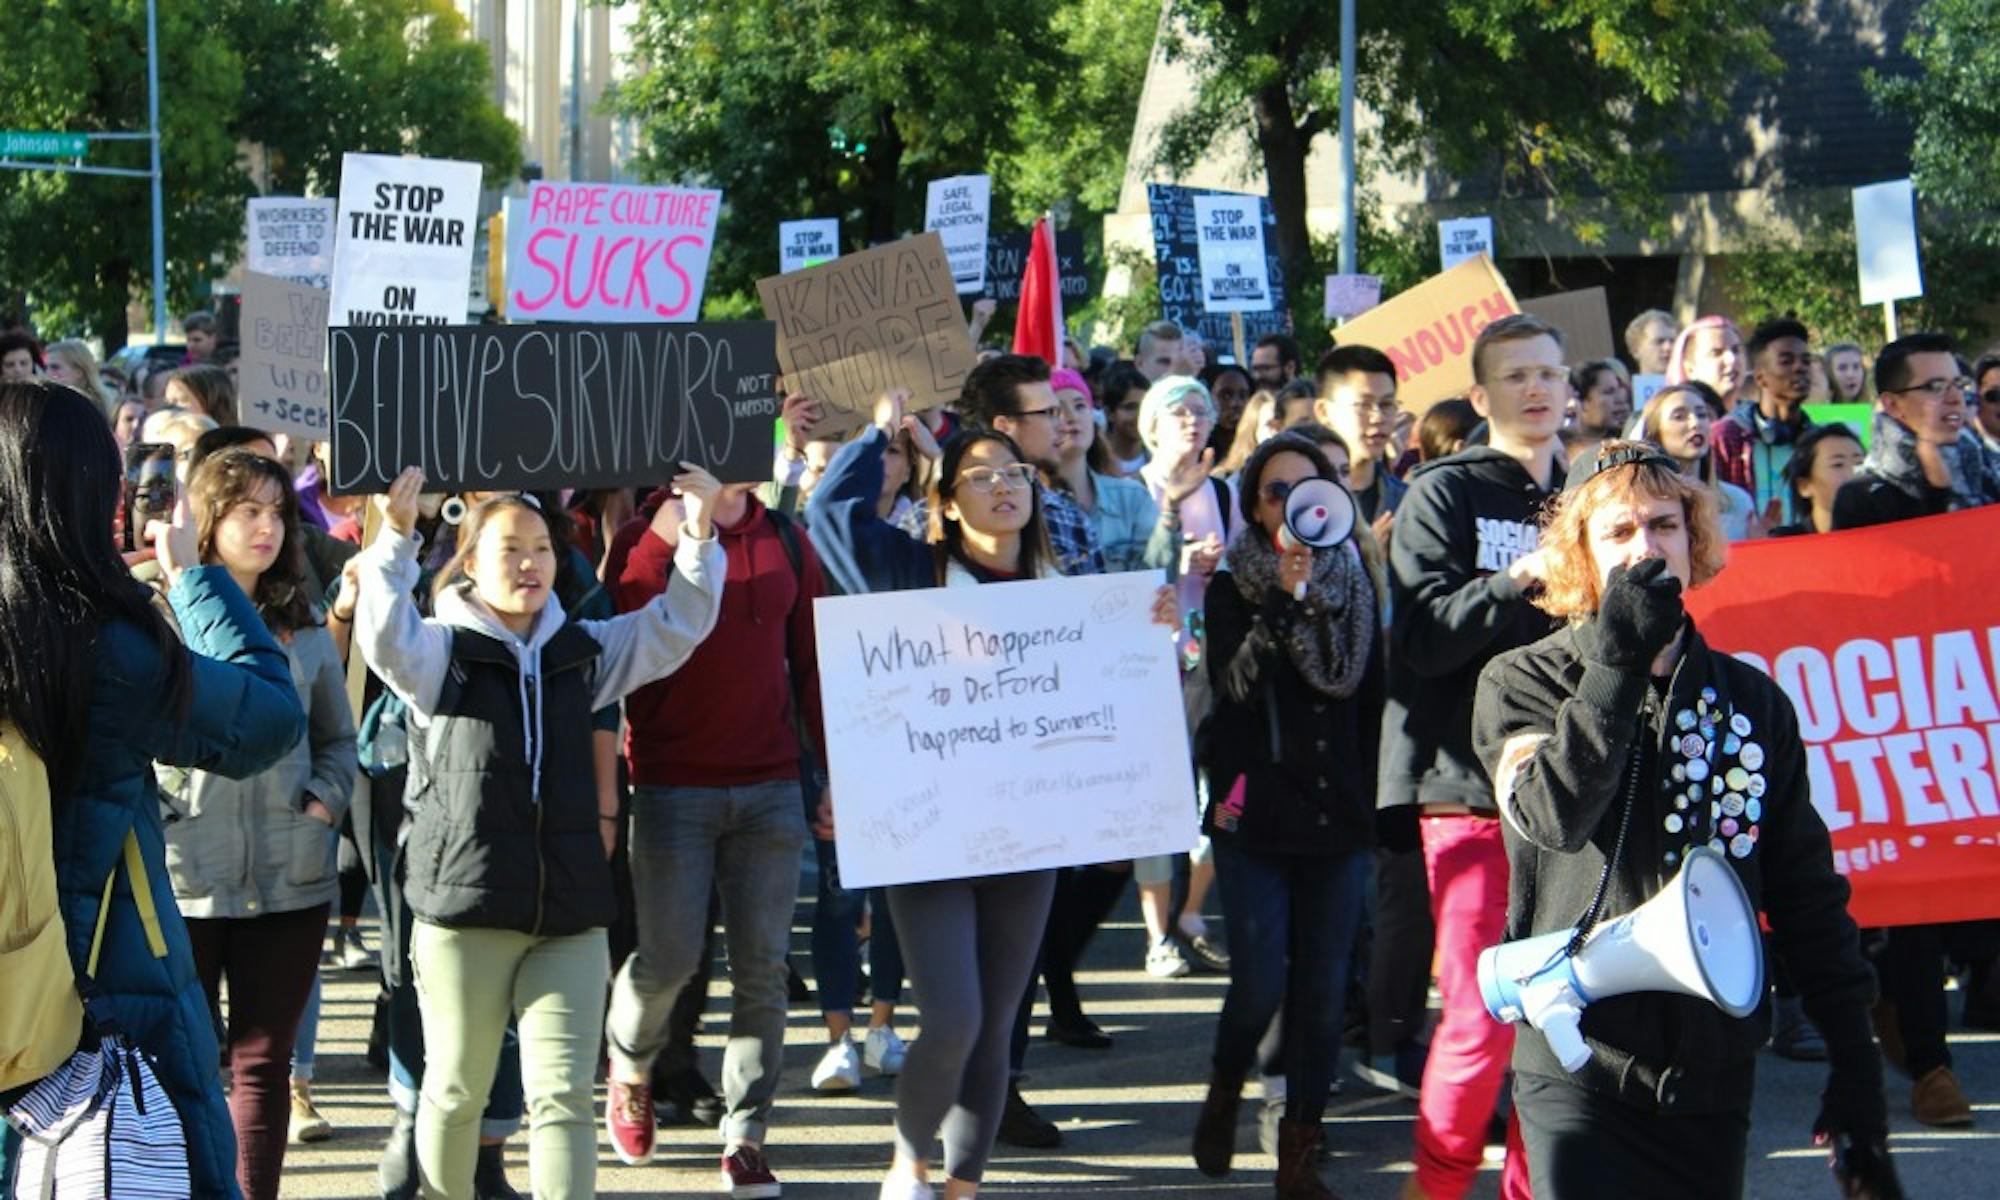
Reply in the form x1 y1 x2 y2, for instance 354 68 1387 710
0 291 1993 1200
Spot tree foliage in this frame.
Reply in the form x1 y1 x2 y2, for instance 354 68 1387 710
1866 0 2000 248
0 0 517 346
605 0 1155 304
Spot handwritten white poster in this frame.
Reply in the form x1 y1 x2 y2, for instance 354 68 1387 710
780 218 840 274
246 197 335 291
238 271 330 441
1324 273 1383 321
1192 193 1273 314
814 572 1199 888
1438 215 1494 272
924 174 992 295
329 151 482 327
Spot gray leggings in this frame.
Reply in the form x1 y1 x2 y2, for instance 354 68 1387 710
887 870 1057 1183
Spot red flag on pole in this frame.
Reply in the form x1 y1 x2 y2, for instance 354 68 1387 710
1011 214 1065 366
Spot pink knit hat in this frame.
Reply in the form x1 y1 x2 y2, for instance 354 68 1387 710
1049 367 1092 403
1665 315 1741 384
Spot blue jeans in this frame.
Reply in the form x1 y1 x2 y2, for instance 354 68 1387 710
811 834 904 1015
1210 840 1368 1124
293 973 320 1080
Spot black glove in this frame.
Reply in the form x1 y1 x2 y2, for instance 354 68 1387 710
1822 1132 1904 1200
1814 1058 1894 1197
1574 558 1684 671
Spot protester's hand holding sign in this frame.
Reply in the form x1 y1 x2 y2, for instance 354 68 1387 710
673 462 722 540
781 391 824 453
1149 584 1181 632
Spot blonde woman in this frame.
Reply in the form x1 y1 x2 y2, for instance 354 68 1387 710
44 338 114 411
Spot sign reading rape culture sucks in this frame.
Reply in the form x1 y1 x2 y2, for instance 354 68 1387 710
815 572 1199 888
506 181 722 322
1684 506 2000 927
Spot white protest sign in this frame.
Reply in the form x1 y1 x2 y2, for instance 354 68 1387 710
504 181 722 322
924 174 992 295
780 218 840 274
1852 179 1923 306
238 271 330 441
1192 193 1274 314
815 571 1199 888
1438 215 1494 272
1631 372 1668 421
246 197 335 291
330 152 482 326
1324 273 1382 321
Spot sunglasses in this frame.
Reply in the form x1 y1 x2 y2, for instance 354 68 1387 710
1260 479 1295 504
1982 388 2000 407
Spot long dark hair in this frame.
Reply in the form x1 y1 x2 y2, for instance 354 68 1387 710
191 449 318 635
1236 431 1336 535
0 380 189 792
927 429 1052 584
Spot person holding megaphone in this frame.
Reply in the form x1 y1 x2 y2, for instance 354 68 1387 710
1471 441 1900 1199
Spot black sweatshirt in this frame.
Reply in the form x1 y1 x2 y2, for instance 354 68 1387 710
1473 624 1883 1122
1380 446 1562 812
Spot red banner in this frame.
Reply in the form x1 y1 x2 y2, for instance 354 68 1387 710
1684 506 2000 926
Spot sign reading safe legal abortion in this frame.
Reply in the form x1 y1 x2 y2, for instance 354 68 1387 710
326 322 781 494
815 572 1198 888
505 181 722 322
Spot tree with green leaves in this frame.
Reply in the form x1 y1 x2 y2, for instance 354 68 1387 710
1151 0 1782 336
1866 0 2000 249
0 0 517 347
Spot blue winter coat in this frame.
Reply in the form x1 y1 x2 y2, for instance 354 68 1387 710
11 567 307 1198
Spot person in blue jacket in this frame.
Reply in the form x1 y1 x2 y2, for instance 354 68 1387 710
0 379 307 1199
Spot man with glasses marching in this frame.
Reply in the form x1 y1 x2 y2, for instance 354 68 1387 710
957 354 1105 579
1832 332 2000 1130
1971 353 2000 456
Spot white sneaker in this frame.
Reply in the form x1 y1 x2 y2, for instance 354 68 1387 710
810 1039 861 1092
863 1026 908 1076
877 1176 934 1200
1145 936 1191 979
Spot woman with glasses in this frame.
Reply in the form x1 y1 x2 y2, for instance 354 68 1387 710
1190 432 1385 1199
808 390 1176 1200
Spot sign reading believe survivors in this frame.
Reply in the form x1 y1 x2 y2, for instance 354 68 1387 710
326 322 781 494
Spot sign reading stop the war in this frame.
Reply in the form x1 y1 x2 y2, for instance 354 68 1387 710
1685 506 2000 927
329 152 481 326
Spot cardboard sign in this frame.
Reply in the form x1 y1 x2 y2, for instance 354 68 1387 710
246 198 335 291
1684 506 2000 926
1521 286 1617 364
1330 256 1518 415
1439 216 1495 272
326 321 780 494
503 181 720 323
1147 183 1289 350
238 271 330 441
924 175 992 294
1191 194 1274 314
1324 274 1383 321
780 218 840 274
814 571 1200 888
1853 179 1923 306
330 153 481 327
983 228 1090 306
755 232 976 435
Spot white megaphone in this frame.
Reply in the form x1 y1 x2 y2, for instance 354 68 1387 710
1477 845 1764 1073
1275 477 1357 599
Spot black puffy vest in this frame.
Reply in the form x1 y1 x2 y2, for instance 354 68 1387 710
402 622 614 935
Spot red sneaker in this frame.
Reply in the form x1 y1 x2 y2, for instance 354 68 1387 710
720 1143 781 1198
604 1076 655 1166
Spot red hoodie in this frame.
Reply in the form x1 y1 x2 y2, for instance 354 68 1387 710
607 490 828 788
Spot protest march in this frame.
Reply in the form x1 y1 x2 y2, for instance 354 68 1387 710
6 6 2000 1200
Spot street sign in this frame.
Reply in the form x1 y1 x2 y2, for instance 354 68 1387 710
0 131 87 158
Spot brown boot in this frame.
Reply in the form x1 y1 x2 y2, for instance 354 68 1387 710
1398 1177 1432 1200
1192 1068 1247 1177
1912 1065 1974 1127
1871 998 1906 1075
1275 1118 1339 1199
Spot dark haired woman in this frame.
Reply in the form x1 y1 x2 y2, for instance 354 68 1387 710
1769 423 1865 537
809 390 1177 1200
0 381 305 1198
163 449 358 1200
352 466 723 1199
1189 433 1385 1199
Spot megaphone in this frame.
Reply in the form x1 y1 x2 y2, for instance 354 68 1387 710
1477 845 1764 1072
1275 477 1357 599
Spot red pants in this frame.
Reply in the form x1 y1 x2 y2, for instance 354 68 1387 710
1413 815 1530 1199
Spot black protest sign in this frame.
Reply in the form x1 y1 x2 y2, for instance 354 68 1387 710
327 322 780 494
755 231 976 436
1147 183 1290 351
982 229 1090 305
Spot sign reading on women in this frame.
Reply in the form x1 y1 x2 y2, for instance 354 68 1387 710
505 181 723 322
330 152 482 327
813 572 1198 888
1685 506 2000 926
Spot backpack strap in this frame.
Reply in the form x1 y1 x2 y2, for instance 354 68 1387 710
1211 476 1234 538
763 510 822 774
88 830 167 978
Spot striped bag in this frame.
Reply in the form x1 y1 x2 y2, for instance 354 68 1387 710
4 832 190 1198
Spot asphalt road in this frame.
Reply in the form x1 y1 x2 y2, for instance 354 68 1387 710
279 897 1998 1198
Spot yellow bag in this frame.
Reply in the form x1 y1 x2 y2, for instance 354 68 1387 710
0 725 84 1092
